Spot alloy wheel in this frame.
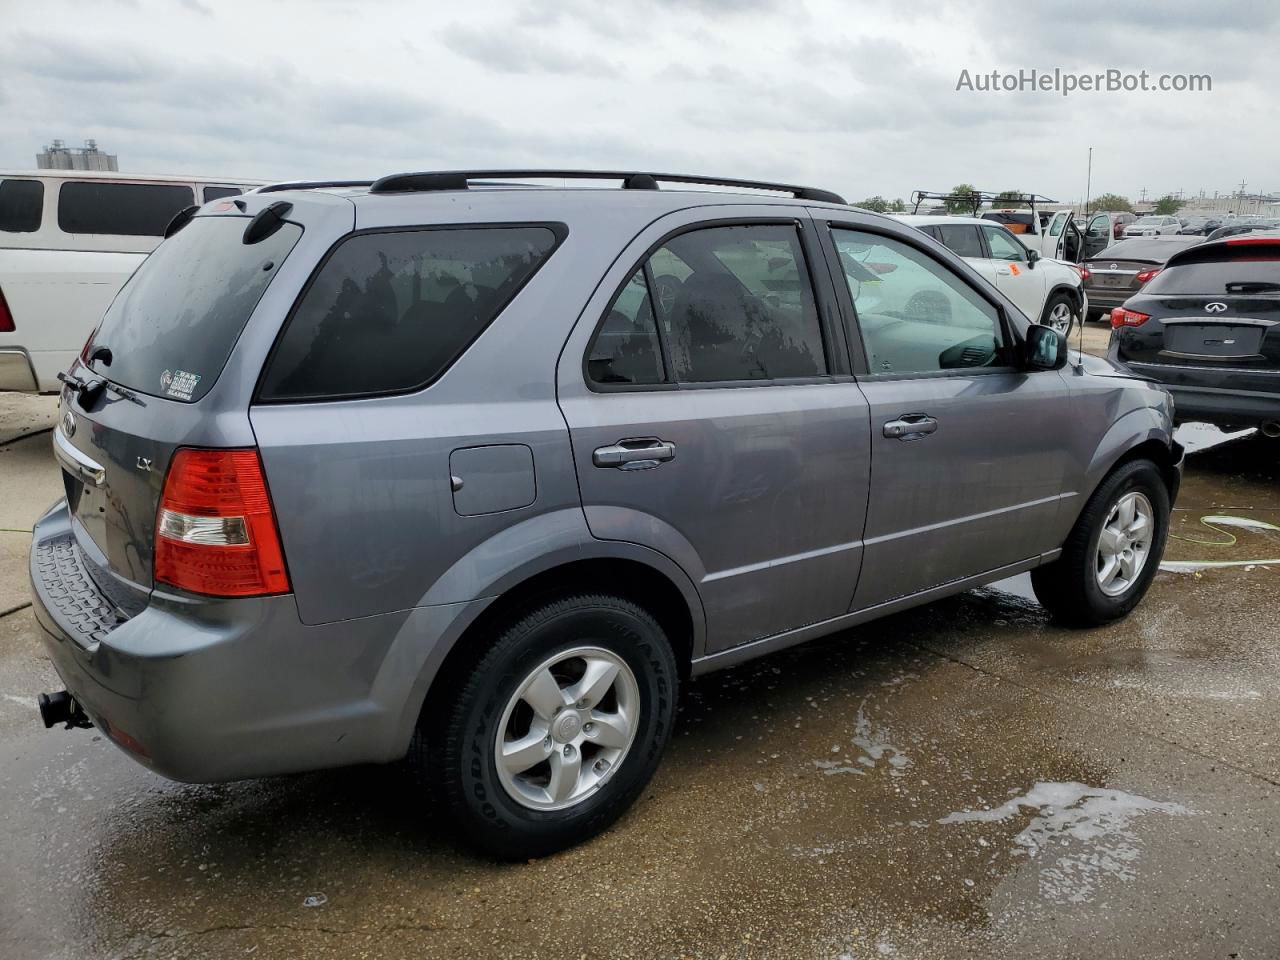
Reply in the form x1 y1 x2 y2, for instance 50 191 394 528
1095 491 1154 597
494 646 640 811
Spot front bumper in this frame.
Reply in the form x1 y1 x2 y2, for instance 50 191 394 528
29 500 476 782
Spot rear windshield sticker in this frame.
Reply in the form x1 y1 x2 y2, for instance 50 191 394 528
160 368 201 400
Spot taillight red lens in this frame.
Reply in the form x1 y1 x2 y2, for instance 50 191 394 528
1111 307 1150 328
0 286 14 333
1135 268 1161 284
155 449 290 597
1073 264 1091 282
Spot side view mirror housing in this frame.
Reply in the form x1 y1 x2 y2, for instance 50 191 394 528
1024 324 1069 371
1026 248 1041 269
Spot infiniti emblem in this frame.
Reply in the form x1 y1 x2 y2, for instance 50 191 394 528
61 411 75 438
1205 302 1228 313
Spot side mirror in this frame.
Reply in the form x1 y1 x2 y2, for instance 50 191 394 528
1024 324 1068 371
1026 248 1041 268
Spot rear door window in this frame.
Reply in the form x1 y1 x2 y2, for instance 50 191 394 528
58 181 195 236
259 226 561 401
0 179 44 233
934 225 984 259
85 215 302 402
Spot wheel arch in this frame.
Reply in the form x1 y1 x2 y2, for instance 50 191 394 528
1077 410 1181 527
392 551 705 759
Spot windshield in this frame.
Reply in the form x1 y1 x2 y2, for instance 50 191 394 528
85 216 302 402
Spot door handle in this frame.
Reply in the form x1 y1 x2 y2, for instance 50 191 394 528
996 268 1012 276
883 415 938 440
593 438 676 470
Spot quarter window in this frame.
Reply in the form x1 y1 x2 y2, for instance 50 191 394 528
0 179 43 233
982 225 1027 262
587 269 665 385
203 186 243 203
259 226 559 401
831 228 1005 376
58 181 195 236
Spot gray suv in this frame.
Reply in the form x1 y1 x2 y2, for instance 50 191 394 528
30 170 1183 858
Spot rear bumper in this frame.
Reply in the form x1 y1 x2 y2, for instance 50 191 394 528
0 349 39 391
1117 360 1280 427
1083 291 1130 313
29 500 482 782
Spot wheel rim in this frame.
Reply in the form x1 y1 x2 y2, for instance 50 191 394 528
1047 301 1073 334
494 646 641 811
1095 491 1155 597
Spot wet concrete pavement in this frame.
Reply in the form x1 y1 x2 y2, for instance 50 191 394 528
2 393 1278 959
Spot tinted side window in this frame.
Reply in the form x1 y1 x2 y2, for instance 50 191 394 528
935 225 984 259
831 228 1004 376
58 181 195 236
0 179 44 233
203 186 243 203
588 269 665 385
260 226 559 400
654 224 826 382
982 225 1027 262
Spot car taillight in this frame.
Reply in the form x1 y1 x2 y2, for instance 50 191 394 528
0 285 14 333
1073 264 1091 282
1111 307 1150 328
155 449 290 597
1135 268 1161 284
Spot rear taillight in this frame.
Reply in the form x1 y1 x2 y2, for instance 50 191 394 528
1135 268 1161 284
0 286 14 333
1073 264 1091 282
155 449 290 597
1111 307 1150 328
1225 236 1280 248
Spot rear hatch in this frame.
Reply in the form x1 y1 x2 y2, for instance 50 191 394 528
1113 238 1280 386
52 208 311 611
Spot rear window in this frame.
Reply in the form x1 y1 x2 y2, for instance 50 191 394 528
981 211 1034 234
934 224 984 258
1095 238 1198 261
1145 257 1280 296
85 215 302 402
58 180 195 236
258 226 561 401
0 179 44 233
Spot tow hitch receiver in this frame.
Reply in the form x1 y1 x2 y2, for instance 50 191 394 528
37 690 93 730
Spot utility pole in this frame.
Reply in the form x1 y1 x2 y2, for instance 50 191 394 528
1139 187 1148 204
1084 146 1092 216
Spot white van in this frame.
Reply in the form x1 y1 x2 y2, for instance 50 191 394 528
0 170 264 391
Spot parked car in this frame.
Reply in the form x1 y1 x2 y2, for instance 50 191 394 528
1081 235 1205 321
978 207 1088 262
1178 216 1222 236
1123 216 1182 238
897 214 1088 334
0 170 264 392
1084 211 1137 243
1109 231 1280 434
1205 223 1272 242
31 170 1182 859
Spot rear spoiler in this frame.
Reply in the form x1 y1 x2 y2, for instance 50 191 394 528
910 190 1056 216
1165 232 1280 267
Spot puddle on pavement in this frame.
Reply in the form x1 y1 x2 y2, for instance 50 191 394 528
1174 422 1254 455
938 781 1193 904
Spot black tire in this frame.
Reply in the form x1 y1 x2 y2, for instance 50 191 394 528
1040 291 1076 338
425 594 678 859
1031 459 1170 627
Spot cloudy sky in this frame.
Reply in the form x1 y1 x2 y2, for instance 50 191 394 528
2 0 1276 206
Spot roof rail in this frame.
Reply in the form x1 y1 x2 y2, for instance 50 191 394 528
366 169 846 204
254 180 375 194
910 189 1056 215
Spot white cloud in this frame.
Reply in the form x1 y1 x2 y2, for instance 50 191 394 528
1 0 1276 206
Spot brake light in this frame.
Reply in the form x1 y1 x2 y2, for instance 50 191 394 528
1073 264 1091 282
0 286 13 333
1111 307 1150 328
1135 268 1161 284
1225 236 1280 247
155 449 290 597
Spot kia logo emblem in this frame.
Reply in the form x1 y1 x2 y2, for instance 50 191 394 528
1205 302 1228 313
61 411 76 438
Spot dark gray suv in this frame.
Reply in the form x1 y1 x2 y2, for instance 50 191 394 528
31 170 1182 858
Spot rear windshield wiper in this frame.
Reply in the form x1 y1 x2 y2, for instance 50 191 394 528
1224 281 1280 293
57 370 143 406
